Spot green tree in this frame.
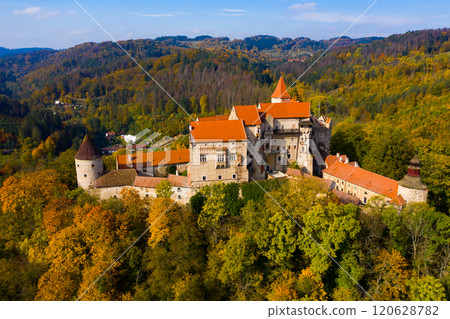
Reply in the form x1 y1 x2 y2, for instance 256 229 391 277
362 123 415 180
199 95 209 115
299 204 360 274
155 180 174 199
407 275 446 301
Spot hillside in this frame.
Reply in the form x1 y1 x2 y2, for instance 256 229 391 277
0 47 54 58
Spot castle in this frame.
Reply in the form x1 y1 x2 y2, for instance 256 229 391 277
75 77 427 206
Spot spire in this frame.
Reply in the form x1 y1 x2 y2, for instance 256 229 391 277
75 134 102 160
271 76 291 100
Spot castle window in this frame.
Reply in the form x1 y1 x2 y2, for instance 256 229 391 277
265 143 270 149
200 154 207 162
278 156 281 162
146 194 149 197
294 145 296 149
177 187 181 192
287 153 291 159
114 195 117 198
277 146 280 151
288 146 291 150
77 164 79 167
217 154 225 162
363 197 367 204
257 127 260 134
202 176 207 181
218 175 223 180
178 195 182 200
91 164 94 168
84 174 87 178
229 153 236 162
232 174 237 179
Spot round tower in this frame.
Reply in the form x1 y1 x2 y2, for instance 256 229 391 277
75 135 104 190
397 155 428 203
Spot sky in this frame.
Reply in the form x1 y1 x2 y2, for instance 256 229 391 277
0 0 449 49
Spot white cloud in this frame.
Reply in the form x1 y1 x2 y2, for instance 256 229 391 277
220 9 247 16
13 6 59 19
289 2 317 11
222 9 247 13
132 11 189 18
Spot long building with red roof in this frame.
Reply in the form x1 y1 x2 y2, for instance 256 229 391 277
322 154 428 205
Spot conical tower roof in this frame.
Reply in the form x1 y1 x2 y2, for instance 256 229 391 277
271 76 291 99
75 135 102 160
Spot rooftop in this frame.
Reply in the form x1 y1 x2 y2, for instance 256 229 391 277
271 76 291 99
75 135 102 160
233 105 262 125
190 119 247 142
323 161 399 199
92 169 137 188
117 149 190 169
133 176 167 188
259 101 310 119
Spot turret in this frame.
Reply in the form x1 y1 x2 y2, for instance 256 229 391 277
75 135 104 190
397 154 428 203
271 76 291 103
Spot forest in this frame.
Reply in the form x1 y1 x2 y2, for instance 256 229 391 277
0 28 448 300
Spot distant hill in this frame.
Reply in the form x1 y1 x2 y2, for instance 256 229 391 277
0 47 55 58
155 35 384 57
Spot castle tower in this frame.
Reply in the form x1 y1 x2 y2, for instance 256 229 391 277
75 134 104 190
397 155 428 203
271 76 291 103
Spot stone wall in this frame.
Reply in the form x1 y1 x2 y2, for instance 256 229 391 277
397 185 428 203
76 157 104 190
90 185 193 204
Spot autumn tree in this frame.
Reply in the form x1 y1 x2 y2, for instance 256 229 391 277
370 249 409 301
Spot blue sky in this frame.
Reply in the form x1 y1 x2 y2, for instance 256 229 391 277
1 0 449 49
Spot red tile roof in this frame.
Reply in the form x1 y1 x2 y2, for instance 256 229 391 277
271 76 291 99
323 161 399 199
390 194 406 206
167 174 190 187
190 120 247 142
133 176 167 188
117 149 189 169
197 115 229 121
233 105 262 125
132 174 190 189
259 102 310 119
325 154 349 167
